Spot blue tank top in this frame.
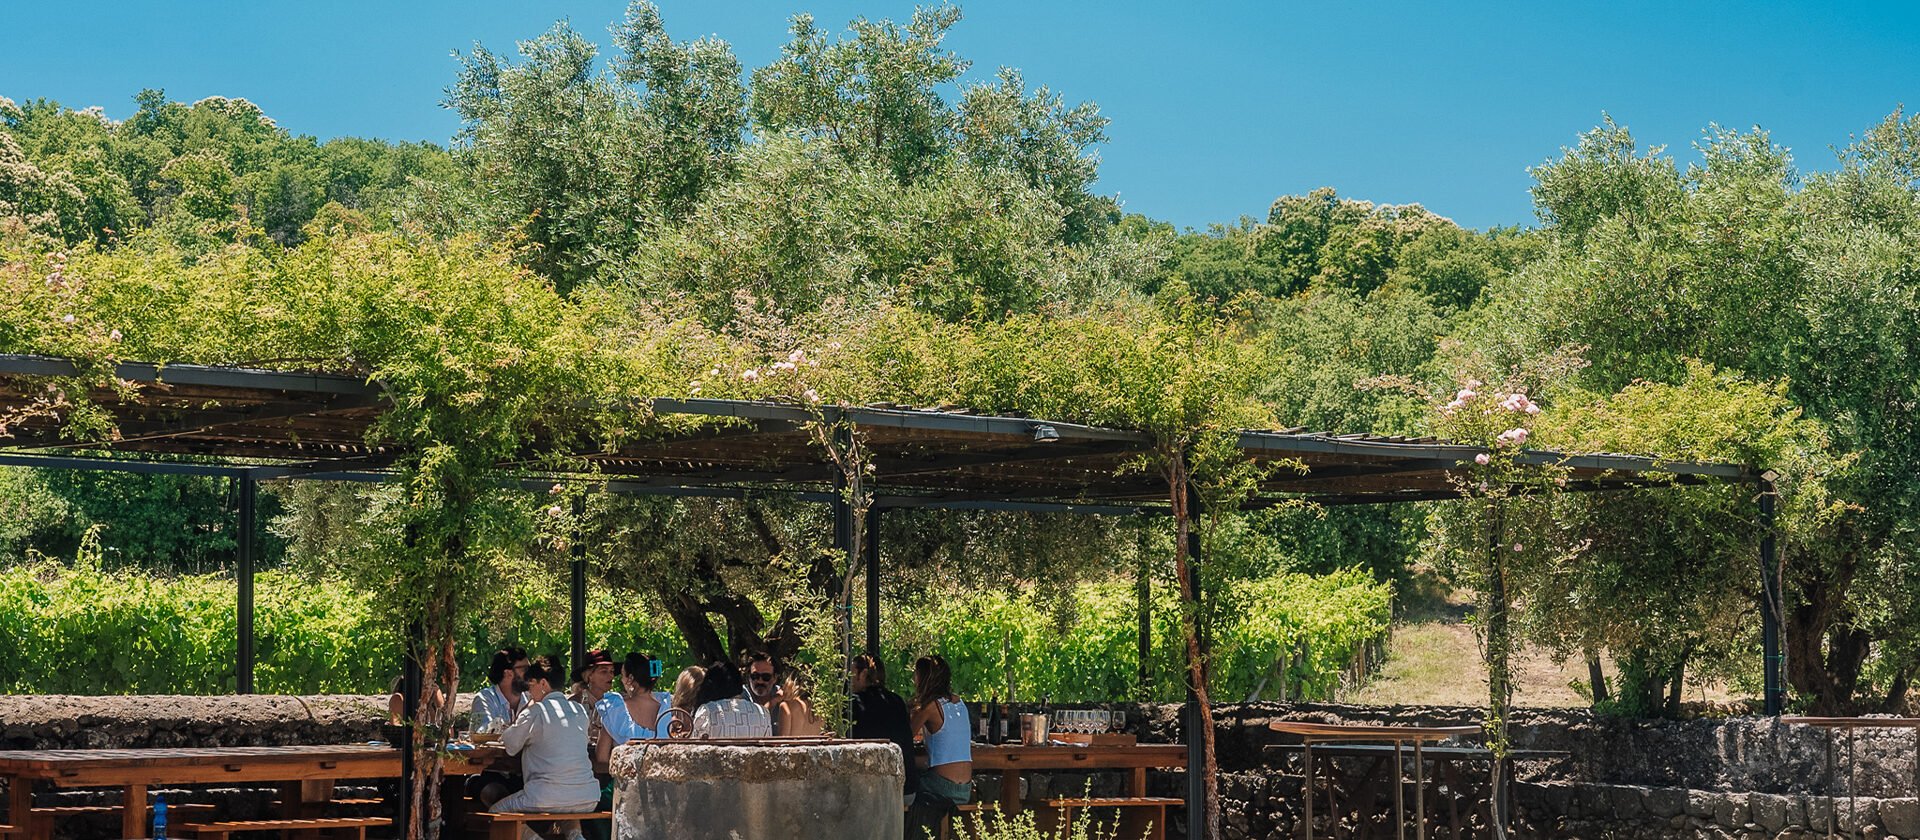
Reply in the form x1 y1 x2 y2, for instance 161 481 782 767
926 698 972 768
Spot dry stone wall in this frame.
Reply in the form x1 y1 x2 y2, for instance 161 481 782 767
1189 703 1920 840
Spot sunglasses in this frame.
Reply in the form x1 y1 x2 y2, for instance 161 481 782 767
750 673 775 682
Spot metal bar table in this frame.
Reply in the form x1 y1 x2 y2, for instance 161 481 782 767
1269 721 1483 840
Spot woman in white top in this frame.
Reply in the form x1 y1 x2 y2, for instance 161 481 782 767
595 653 674 765
690 660 772 739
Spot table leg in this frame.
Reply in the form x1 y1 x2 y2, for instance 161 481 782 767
121 784 147 840
1129 767 1147 798
1826 729 1836 839
999 771 1020 815
1304 742 1314 840
8 776 38 839
1413 743 1425 840
1393 742 1405 840
1847 728 1856 836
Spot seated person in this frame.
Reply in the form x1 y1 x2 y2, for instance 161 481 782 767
386 675 445 725
690 660 771 739
597 653 673 747
907 655 973 840
494 658 601 840
849 655 917 810
467 649 530 805
472 648 529 732
665 666 705 738
774 672 827 737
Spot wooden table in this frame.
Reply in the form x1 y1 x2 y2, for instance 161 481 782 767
0 744 496 839
969 743 1188 814
1781 717 1920 839
1268 721 1484 840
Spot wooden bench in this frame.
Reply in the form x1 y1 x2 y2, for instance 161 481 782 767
468 810 613 840
177 816 391 840
1042 797 1181 840
26 802 216 840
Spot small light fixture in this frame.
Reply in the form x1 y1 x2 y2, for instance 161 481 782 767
1031 424 1060 443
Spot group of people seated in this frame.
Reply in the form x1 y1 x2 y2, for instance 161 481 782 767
392 647 971 840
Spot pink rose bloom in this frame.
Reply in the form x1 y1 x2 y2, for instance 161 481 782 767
741 369 761 382
1513 543 1524 552
1474 453 1491 465
1526 403 1541 415
1456 389 1477 401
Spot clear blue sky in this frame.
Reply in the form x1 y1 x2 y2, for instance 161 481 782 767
5 1 1918 230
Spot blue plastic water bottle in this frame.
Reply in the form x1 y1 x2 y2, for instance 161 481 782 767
152 794 167 840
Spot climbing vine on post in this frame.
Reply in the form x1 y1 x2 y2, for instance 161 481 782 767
1426 380 1571 840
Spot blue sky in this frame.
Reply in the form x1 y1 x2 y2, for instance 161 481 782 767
4 1 1918 230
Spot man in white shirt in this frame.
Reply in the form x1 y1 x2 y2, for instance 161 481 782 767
471 648 528 732
467 648 529 806
495 659 601 840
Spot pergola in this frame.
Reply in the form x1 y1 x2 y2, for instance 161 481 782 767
0 354 1782 838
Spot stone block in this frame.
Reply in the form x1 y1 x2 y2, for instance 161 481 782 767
612 741 903 840
1687 789 1718 818
1838 799 1881 835
1750 793 1790 832
1646 787 1687 819
1610 784 1648 818
1714 794 1749 828
1884 799 1920 838
1808 797 1834 832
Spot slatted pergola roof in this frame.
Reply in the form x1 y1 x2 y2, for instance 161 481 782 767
0 354 1755 509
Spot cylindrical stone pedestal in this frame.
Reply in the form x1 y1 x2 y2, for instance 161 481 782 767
611 739 903 840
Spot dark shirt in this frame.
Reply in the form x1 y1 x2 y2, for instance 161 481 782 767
850 686 918 794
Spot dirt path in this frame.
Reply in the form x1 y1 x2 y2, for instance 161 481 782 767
1344 619 1595 707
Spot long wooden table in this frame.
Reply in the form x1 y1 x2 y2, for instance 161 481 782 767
969 743 1188 814
0 744 495 839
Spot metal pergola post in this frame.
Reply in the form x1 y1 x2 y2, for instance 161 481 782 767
1137 538 1152 694
1759 471 1784 715
1184 517 1207 840
398 620 422 837
235 474 256 694
570 494 587 674
864 507 882 657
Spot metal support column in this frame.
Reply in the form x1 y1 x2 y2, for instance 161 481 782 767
1759 471 1784 715
236 475 256 694
399 621 422 838
864 507 881 657
570 494 587 674
1137 540 1152 694
1185 518 1207 840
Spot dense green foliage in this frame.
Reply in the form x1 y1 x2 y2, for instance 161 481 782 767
0 558 1386 703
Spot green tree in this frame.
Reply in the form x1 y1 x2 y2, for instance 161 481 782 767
1462 112 1920 712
